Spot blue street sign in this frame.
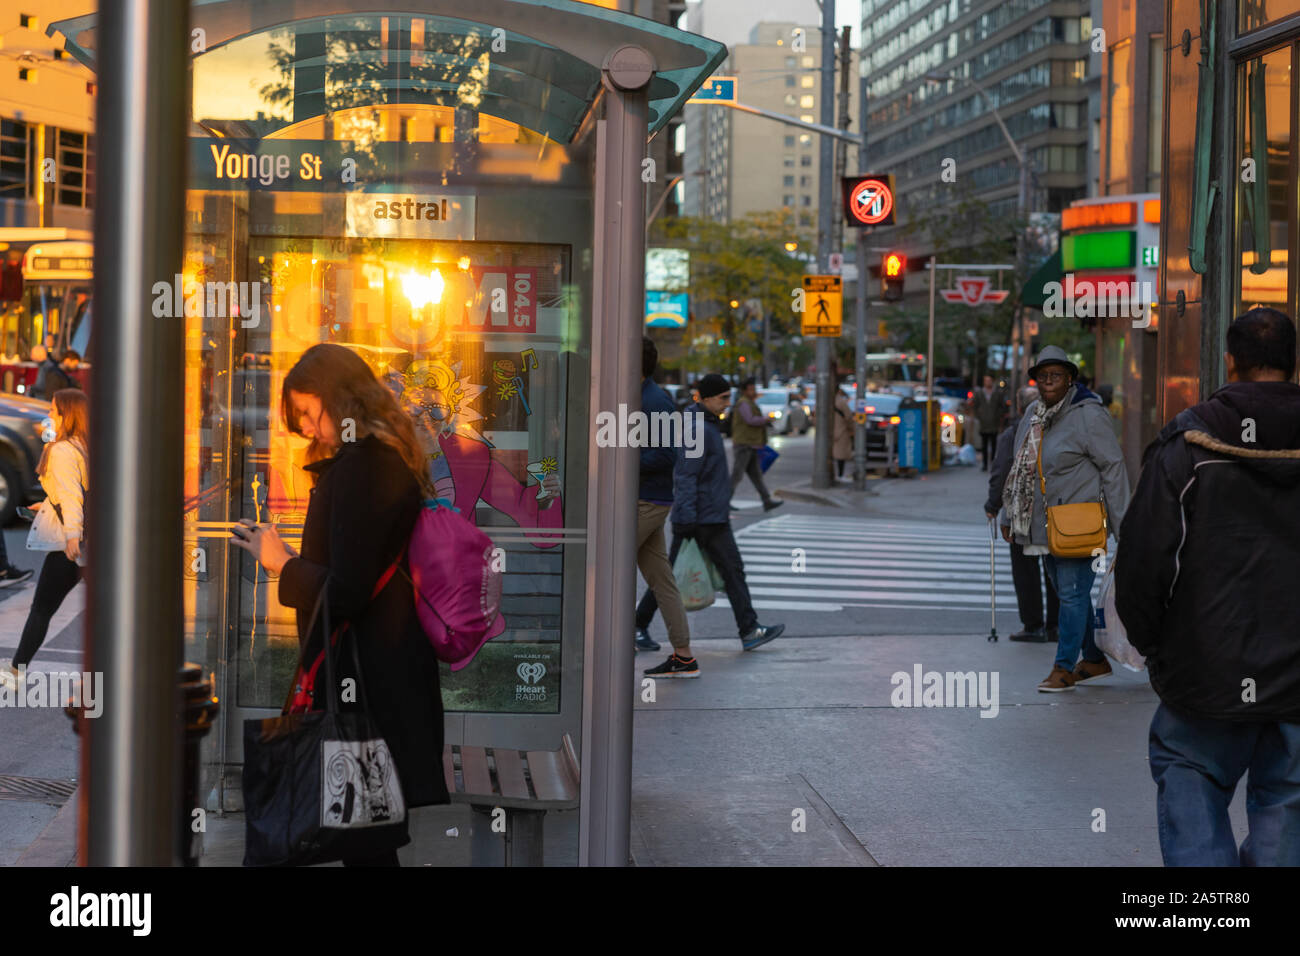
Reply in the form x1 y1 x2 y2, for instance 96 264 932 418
645 291 689 328
687 76 737 104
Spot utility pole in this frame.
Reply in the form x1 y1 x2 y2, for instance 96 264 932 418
832 26 851 257
811 0 836 490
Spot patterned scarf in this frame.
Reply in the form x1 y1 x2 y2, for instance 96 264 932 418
1003 387 1071 538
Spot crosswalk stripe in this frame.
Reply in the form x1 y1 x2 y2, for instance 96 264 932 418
723 513 1096 613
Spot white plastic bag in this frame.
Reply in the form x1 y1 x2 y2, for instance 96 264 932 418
956 444 978 466
674 539 717 612
1094 562 1145 672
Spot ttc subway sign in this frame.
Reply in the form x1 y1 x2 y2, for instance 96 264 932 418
843 174 895 227
940 276 1008 305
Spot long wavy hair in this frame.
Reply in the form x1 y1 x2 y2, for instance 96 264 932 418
38 388 89 476
281 344 430 494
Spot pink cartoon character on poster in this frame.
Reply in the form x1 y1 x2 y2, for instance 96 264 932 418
389 358 563 546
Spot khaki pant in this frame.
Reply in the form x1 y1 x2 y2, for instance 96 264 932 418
636 501 691 651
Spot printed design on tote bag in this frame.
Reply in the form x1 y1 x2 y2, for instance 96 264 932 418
321 739 406 828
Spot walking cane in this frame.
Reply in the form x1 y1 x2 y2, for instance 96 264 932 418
987 517 999 642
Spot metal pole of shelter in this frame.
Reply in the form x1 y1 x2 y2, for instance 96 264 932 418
84 0 189 865
580 45 655 867
811 0 836 490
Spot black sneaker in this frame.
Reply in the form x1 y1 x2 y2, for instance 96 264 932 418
763 499 785 512
1009 627 1048 643
643 654 699 678
0 566 34 588
635 628 661 652
742 623 785 651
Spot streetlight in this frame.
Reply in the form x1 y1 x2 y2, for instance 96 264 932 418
645 169 707 237
923 70 1037 393
784 241 798 253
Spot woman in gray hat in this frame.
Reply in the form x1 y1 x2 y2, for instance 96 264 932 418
1001 346 1131 692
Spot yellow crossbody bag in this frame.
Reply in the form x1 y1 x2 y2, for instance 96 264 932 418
1037 439 1107 558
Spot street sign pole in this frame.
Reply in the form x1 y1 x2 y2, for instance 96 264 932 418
927 255 936 470
812 0 836 491
853 73 869 491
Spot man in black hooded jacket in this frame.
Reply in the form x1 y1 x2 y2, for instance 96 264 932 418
1116 306 1300 866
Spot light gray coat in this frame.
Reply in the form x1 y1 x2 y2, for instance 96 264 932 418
1005 385 1130 549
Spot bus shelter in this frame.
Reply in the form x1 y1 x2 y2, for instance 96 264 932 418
51 0 723 866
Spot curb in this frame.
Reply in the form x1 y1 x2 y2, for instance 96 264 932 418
773 486 844 508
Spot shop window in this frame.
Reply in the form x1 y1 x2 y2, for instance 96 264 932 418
0 118 29 200
1147 35 1164 192
1235 45 1292 314
56 129 93 208
1240 0 1300 34
1105 39 1133 193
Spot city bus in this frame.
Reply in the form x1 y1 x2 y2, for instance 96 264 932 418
0 240 93 394
864 350 926 392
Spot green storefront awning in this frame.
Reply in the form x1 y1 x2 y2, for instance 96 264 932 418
1022 248 1063 309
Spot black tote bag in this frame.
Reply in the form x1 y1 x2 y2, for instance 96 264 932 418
242 583 410 867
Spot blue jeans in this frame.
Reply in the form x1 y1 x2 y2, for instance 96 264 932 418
1043 555 1099 672
1149 702 1300 866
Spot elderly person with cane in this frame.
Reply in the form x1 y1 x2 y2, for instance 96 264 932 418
986 385 1059 642
1002 346 1130 692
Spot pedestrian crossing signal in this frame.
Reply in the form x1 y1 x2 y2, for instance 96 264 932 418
882 252 906 301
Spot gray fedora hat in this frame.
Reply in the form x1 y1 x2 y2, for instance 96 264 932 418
1028 345 1079 380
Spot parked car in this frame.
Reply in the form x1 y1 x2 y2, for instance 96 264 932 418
0 392 55 524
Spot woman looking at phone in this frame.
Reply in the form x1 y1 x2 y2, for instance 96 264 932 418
228 344 448 865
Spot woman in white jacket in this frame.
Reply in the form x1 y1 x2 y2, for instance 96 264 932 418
2 388 87 683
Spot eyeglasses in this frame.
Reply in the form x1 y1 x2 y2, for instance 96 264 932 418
1037 370 1071 384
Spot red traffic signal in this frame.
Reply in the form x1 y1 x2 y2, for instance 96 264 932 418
881 252 906 301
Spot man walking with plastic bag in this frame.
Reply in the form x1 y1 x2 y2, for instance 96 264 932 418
639 373 784 678
1117 307 1300 867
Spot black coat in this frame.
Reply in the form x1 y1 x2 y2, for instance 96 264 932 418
1115 382 1300 722
278 435 449 806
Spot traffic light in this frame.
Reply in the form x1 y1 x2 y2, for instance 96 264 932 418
881 252 906 302
717 337 726 346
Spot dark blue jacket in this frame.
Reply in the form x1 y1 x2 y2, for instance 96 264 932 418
671 402 731 526
639 378 677 503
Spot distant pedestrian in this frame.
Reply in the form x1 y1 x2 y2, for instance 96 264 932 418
1 389 88 687
634 337 693 662
1003 346 1129 692
1117 307 1300 866
985 385 1058 642
638 372 784 664
728 377 783 511
972 374 1007 471
832 375 853 479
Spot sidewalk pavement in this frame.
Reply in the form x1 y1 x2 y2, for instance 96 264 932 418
631 630 1247 867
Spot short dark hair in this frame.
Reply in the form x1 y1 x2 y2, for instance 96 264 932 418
642 336 658 379
740 376 756 390
1228 307 1296 379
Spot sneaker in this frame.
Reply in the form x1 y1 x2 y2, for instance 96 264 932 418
1072 657 1112 684
0 659 21 690
741 623 785 651
0 566 33 588
729 503 740 512
643 654 700 679
635 628 661 652
1037 667 1077 693
1009 627 1048 643
763 499 785 512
